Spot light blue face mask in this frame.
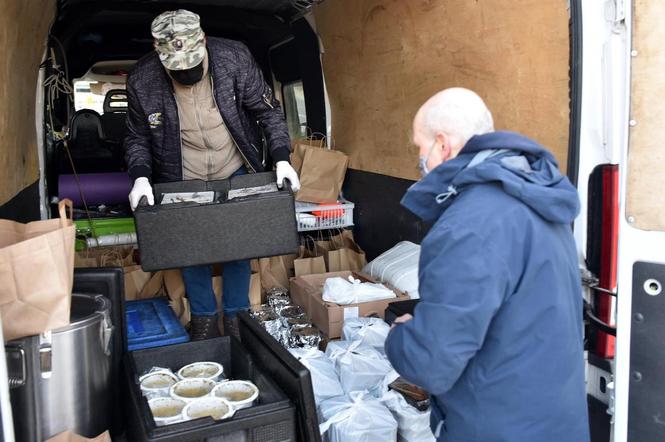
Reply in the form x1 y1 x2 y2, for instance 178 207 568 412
418 140 438 178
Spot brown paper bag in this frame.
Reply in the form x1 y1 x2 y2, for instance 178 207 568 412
0 200 75 341
46 430 111 442
249 272 263 307
123 265 153 301
213 275 223 312
259 254 296 289
326 230 368 272
290 137 326 174
294 238 327 277
296 147 349 204
75 245 134 268
161 269 189 325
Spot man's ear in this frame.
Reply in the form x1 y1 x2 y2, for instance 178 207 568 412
435 131 450 159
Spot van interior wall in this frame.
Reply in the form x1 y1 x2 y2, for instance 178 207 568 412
0 0 55 211
314 0 571 180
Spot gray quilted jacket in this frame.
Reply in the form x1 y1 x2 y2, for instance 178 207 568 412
124 37 291 183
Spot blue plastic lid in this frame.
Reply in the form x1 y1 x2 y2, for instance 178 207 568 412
126 298 190 351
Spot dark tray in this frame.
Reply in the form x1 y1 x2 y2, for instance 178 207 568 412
134 172 299 271
384 299 420 325
124 337 296 442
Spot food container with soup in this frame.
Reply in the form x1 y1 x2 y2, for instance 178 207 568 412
177 361 224 382
140 370 179 399
148 397 186 426
182 397 235 421
212 380 259 410
170 378 216 402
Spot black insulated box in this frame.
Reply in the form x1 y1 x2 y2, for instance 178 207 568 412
124 336 297 442
134 172 299 271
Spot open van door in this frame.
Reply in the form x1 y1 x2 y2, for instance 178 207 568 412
577 0 665 441
615 1 665 441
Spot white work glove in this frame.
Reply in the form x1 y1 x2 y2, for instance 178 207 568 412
128 177 154 211
276 161 301 192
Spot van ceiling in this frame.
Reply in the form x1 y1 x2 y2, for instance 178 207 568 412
52 1 310 79
57 0 322 19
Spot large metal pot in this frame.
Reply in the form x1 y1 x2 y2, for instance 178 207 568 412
6 293 113 441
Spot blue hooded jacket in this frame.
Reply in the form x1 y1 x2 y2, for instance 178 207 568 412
384 131 590 442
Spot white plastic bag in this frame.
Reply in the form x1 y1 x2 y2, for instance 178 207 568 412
319 391 398 442
289 347 344 404
363 241 421 299
325 340 393 394
322 276 396 305
380 390 435 442
342 317 391 354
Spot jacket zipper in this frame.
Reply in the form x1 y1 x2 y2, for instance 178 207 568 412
190 86 215 180
210 75 256 173
172 91 185 180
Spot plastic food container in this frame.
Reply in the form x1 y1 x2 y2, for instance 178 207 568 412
170 378 216 402
212 380 260 410
148 397 186 426
177 362 224 382
140 371 179 399
182 397 235 421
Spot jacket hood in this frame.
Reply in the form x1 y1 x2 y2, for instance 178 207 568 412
402 131 580 224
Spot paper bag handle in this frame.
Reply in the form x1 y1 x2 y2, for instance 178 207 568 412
57 199 73 227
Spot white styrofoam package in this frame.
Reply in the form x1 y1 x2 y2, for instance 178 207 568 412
363 241 421 299
322 276 395 305
342 317 391 354
319 391 398 442
289 347 344 404
325 340 393 394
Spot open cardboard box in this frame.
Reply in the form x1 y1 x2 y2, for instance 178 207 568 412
289 271 410 338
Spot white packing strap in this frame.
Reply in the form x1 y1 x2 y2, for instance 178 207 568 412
318 391 366 435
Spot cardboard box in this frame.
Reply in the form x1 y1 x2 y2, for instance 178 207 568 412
289 271 410 338
134 172 299 271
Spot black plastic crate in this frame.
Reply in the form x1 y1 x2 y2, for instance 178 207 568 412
238 312 321 442
134 172 299 271
124 336 296 442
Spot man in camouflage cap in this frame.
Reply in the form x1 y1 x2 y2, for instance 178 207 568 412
125 9 300 340
151 9 206 72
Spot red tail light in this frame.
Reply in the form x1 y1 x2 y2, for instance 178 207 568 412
596 164 619 358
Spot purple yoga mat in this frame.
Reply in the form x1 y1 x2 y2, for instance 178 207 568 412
58 172 132 206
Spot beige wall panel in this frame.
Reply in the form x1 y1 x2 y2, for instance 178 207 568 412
626 0 665 231
0 0 55 205
315 0 570 180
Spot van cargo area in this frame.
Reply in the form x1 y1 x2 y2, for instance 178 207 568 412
0 0 664 441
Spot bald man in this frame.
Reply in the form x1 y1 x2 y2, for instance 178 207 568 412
384 88 589 442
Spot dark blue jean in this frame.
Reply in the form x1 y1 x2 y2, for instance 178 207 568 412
181 167 250 318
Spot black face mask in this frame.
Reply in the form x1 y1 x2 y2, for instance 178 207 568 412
168 62 204 86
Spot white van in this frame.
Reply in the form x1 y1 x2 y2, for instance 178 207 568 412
0 0 662 441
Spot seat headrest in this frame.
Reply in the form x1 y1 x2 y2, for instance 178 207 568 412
103 89 128 114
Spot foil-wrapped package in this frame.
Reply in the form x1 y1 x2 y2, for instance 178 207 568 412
279 305 306 325
266 287 289 298
289 327 322 349
286 317 311 330
267 293 292 313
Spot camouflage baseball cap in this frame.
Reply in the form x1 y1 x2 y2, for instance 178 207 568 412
151 10 206 71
